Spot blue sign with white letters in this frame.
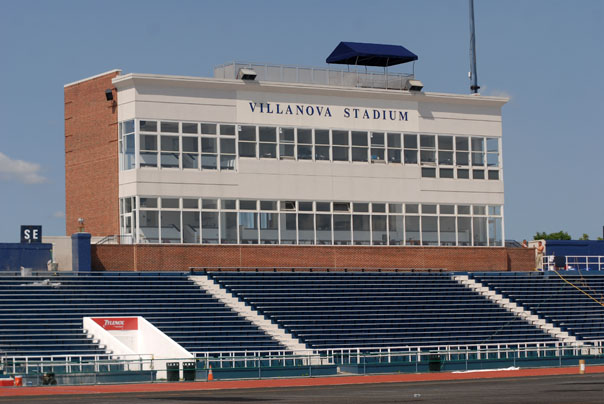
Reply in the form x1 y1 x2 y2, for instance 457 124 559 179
21 225 42 244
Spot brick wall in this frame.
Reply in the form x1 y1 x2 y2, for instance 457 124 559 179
91 245 536 272
64 71 120 236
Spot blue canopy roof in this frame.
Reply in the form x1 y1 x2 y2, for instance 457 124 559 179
326 42 418 67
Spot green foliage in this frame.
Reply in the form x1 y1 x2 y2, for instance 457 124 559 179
579 233 590 241
533 231 572 240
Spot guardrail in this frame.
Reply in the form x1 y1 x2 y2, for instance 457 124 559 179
542 255 604 271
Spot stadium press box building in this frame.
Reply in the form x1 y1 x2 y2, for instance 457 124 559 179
64 44 529 271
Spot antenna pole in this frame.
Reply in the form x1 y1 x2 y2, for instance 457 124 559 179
469 0 480 93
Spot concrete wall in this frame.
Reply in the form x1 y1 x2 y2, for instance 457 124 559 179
43 235 105 271
0 243 52 272
91 244 534 272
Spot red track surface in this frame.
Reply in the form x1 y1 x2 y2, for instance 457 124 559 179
3 365 604 397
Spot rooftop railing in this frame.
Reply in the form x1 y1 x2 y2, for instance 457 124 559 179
214 62 414 91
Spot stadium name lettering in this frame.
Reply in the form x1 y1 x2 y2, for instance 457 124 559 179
104 320 125 327
248 102 408 121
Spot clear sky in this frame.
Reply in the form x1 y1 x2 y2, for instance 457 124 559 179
0 0 602 242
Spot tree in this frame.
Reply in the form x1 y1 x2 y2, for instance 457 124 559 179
533 231 572 240
579 233 590 241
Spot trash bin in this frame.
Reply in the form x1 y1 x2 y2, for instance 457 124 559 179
166 362 180 382
42 372 57 385
183 362 195 381
428 354 442 372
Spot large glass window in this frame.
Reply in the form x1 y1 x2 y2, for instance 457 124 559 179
279 127 295 159
370 132 385 163
372 215 387 245
438 135 454 165
351 131 368 162
457 217 472 246
333 214 351 245
239 212 258 244
421 216 438 246
201 211 219 244
122 120 135 170
471 137 484 166
405 216 420 245
259 126 276 159
220 212 237 244
439 216 456 246
315 129 330 160
201 137 217 170
140 134 157 168
404 134 418 164
161 211 181 243
316 213 332 244
238 125 256 158
332 130 349 162
220 137 236 170
387 133 401 163
160 135 179 168
297 128 313 160
456 136 469 166
260 212 279 244
388 215 403 245
182 136 198 169
420 135 436 164
473 216 488 246
489 217 503 246
280 213 297 244
298 213 315 244
353 215 370 245
139 210 159 243
182 211 200 243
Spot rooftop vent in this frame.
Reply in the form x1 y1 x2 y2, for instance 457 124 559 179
404 79 424 92
237 68 257 81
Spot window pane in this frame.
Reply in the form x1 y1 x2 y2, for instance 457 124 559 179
160 152 179 168
299 202 313 211
332 130 349 145
161 211 181 243
422 204 437 214
202 199 218 209
259 212 278 244
279 144 295 159
139 120 157 132
458 205 471 215
439 151 454 165
420 150 436 163
220 124 235 136
280 213 297 244
183 153 198 169
456 151 469 166
440 205 455 214
298 213 315 244
390 203 403 213
239 125 256 141
372 203 386 213
239 200 257 210
141 135 157 150
387 133 401 148
371 148 385 162
139 210 159 243
222 199 236 210
220 212 237 244
440 216 456 246
140 197 158 208
202 137 217 153
473 169 485 179
182 137 198 152
140 152 157 168
161 122 179 133
333 146 349 161
297 128 312 144
489 217 503 246
405 216 420 245
404 134 417 149
486 138 499 152
280 127 295 143
473 217 488 246
353 215 370 245
239 141 256 157
371 132 384 146
421 216 438 246
259 127 276 142
404 149 418 164
487 153 499 167
161 136 179 151
183 211 200 243
333 215 351 245
352 147 368 162
351 131 368 146
202 212 219 244
488 170 500 180
438 136 453 150
202 155 217 169
201 123 217 134
420 135 435 148
316 202 331 212
473 205 486 215
372 215 387 245
421 167 436 177
220 155 236 170
259 201 277 211
471 137 484 151
456 136 469 150
316 213 332 244
457 217 472 246
457 168 469 179
183 199 198 209
297 145 313 160
315 129 330 145
388 215 403 245
405 204 418 214
353 203 369 212
220 138 235 154
488 205 501 215
239 212 258 244
440 168 454 178
388 149 401 163
472 152 484 166
162 198 179 209
259 143 276 158
315 146 330 160
182 123 198 134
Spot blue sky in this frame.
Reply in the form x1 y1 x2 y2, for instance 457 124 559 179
0 0 602 242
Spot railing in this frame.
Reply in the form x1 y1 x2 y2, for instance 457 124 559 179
96 235 134 245
542 255 604 271
214 62 414 90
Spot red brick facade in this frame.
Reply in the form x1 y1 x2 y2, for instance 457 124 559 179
64 71 120 236
91 245 535 272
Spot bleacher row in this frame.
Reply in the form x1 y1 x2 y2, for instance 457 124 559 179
1 271 603 358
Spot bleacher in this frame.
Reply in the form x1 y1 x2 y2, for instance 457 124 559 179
471 272 604 341
0 272 284 357
206 272 556 349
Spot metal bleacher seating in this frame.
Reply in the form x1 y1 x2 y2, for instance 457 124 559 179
0 272 284 358
207 272 555 350
471 272 604 341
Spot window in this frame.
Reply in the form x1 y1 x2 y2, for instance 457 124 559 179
160 136 179 168
473 169 485 180
201 123 217 135
333 214 351 245
220 138 236 170
298 213 315 244
182 136 198 169
387 133 401 163
238 125 256 158
457 168 470 179
315 129 330 160
404 134 418 164
183 211 200 243
122 121 135 170
140 120 157 132
182 123 198 134
140 134 157 168
471 137 484 166
220 212 238 244
370 132 385 163
421 216 438 246
473 216 488 246
488 170 500 180
201 137 217 170
201 212 219 244
316 213 332 244
280 213 296 244
202 198 218 210
279 127 295 159
351 131 368 162
332 130 349 161
405 216 420 245
161 121 178 133
297 129 313 160
422 167 436 178
260 212 278 244
161 211 181 243
353 214 370 245
420 135 436 164
457 217 472 246
440 216 456 246
439 168 454 178
372 214 387 245
438 135 454 165
456 136 469 166
139 210 159 243
388 215 403 245
259 127 276 159
489 217 503 246
239 212 258 244
486 138 499 167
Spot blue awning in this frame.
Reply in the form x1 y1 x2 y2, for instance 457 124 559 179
326 42 418 67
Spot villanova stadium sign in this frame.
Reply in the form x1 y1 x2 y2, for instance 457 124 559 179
248 102 409 122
